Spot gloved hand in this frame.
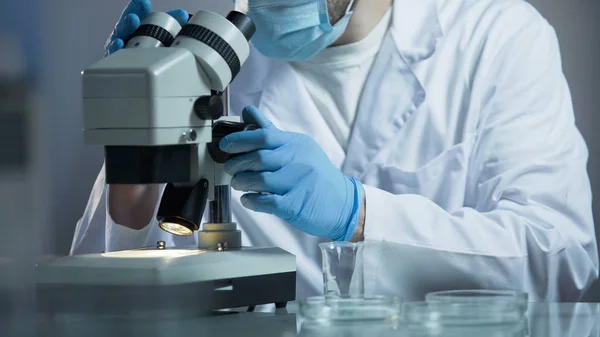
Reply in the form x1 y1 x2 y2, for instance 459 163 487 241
104 0 189 56
220 106 364 242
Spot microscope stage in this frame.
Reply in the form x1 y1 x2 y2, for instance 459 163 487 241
36 247 296 313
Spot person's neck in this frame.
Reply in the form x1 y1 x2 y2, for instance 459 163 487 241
332 0 393 46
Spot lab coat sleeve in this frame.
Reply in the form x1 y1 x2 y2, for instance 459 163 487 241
69 163 193 255
362 19 598 301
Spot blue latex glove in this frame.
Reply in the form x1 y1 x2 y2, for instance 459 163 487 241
104 0 189 56
220 106 364 242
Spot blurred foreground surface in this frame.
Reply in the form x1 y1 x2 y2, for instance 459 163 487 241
0 302 599 337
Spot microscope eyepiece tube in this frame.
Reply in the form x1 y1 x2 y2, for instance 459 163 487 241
226 11 256 42
125 12 183 48
173 10 252 91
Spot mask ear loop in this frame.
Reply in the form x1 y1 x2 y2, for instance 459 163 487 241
347 0 357 14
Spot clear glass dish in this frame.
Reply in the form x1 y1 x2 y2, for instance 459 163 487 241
403 301 527 327
299 296 402 324
405 319 529 337
425 290 528 313
425 290 527 303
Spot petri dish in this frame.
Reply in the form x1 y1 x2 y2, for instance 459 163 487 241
405 318 529 337
425 290 527 303
299 296 402 324
425 290 528 314
403 301 527 327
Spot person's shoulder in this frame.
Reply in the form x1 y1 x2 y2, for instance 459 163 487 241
439 0 550 38
437 0 556 60
440 0 544 21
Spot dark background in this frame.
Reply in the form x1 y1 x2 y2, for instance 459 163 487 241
1 0 599 299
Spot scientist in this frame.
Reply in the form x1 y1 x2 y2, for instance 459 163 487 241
72 0 599 301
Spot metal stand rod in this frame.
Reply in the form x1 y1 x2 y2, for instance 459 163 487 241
221 87 229 116
209 89 231 224
209 185 231 224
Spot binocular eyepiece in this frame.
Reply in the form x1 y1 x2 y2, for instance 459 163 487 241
125 10 256 91
126 10 255 47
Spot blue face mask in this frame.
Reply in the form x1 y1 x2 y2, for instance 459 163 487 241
242 0 355 61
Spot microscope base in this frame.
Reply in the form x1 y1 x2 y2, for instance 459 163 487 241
36 247 296 315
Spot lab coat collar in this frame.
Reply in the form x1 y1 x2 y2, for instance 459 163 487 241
340 0 443 177
390 0 444 64
254 0 444 178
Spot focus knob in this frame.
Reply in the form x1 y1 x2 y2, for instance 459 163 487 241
194 95 223 120
207 121 258 164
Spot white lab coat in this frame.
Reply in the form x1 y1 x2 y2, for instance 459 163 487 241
71 0 599 301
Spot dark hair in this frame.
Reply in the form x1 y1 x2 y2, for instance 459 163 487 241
328 0 352 25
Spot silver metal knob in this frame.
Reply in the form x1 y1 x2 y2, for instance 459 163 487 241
182 129 197 142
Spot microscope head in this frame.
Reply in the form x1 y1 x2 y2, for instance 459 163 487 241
81 10 256 241
82 10 255 182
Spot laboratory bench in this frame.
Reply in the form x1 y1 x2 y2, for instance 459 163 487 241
21 302 600 337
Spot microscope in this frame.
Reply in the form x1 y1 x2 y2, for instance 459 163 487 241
36 10 296 314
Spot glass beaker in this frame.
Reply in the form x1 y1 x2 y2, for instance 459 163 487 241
319 242 364 298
